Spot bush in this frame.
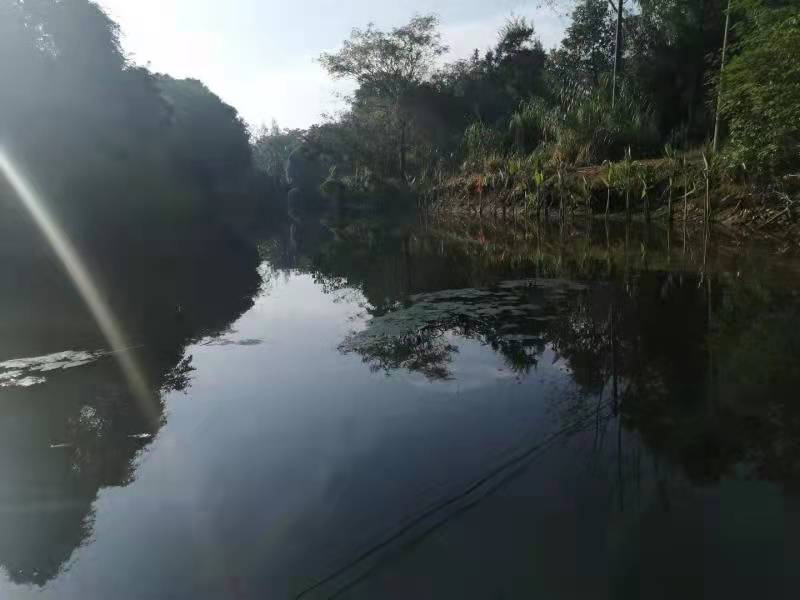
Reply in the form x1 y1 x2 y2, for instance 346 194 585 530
509 97 554 154
720 2 800 175
462 122 504 163
552 76 659 165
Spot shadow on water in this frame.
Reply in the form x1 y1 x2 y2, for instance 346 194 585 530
0 234 262 586
267 209 800 599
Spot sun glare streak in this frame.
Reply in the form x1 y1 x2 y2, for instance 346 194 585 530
0 149 157 421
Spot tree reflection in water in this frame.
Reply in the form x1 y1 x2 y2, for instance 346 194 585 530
0 239 262 586
277 213 800 489
267 213 800 598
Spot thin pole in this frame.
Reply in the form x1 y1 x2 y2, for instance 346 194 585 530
611 0 624 108
712 0 732 153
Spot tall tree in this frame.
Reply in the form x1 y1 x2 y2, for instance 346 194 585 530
629 0 726 143
548 1 616 91
319 14 447 179
611 0 624 107
433 17 548 126
0 0 263 245
712 0 733 152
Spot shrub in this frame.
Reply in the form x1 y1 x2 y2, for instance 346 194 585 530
462 122 504 163
508 97 555 154
552 76 659 165
720 2 800 175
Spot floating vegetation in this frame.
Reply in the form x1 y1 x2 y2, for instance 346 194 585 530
340 279 586 380
0 350 105 389
200 337 264 347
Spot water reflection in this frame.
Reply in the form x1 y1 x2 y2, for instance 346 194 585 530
2 208 799 598
276 213 800 486
0 239 261 586
269 214 800 597
339 281 576 380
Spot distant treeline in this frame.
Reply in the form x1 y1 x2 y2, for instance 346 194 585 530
254 0 798 202
0 0 277 253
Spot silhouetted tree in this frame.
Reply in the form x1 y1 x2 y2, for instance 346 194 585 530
320 14 448 179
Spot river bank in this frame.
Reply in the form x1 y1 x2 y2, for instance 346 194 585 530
425 156 800 253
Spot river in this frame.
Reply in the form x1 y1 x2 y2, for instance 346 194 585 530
1 211 798 599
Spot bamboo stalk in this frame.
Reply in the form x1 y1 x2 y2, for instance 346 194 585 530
668 177 673 225
712 0 733 153
611 0 624 108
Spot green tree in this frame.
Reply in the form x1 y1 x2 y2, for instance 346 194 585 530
719 0 800 174
252 120 304 188
157 76 254 193
0 0 266 248
628 0 725 144
319 14 447 179
549 0 616 90
434 17 548 126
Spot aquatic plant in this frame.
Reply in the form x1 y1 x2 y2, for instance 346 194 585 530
580 174 592 217
556 161 567 222
702 152 712 223
616 147 635 221
636 162 651 223
663 144 680 224
533 168 546 221
600 160 613 218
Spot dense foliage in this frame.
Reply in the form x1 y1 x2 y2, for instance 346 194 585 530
719 0 800 175
2 0 796 232
319 15 448 180
0 0 267 250
277 0 797 212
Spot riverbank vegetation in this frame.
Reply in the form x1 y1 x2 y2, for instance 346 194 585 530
0 0 275 257
257 0 798 235
3 0 797 244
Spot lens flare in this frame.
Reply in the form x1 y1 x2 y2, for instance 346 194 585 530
0 149 156 421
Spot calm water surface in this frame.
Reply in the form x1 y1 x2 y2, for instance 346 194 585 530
1 216 799 599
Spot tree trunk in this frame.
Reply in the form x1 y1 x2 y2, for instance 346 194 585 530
612 0 624 108
712 0 732 153
399 121 407 181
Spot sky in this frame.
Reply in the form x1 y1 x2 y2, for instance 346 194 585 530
98 0 570 131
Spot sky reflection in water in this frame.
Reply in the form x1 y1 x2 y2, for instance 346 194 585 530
1 219 799 599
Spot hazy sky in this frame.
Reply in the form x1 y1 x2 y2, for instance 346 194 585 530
98 1 569 130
